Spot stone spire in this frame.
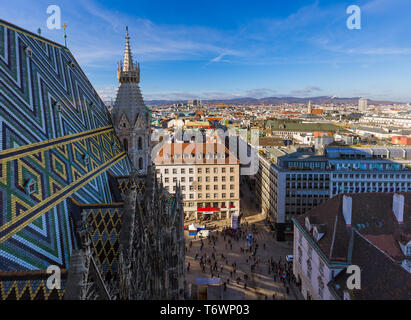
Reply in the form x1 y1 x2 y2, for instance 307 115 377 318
117 27 140 83
123 26 133 72
113 26 150 174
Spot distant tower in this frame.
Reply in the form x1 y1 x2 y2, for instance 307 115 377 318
112 27 151 174
307 100 312 114
358 98 368 112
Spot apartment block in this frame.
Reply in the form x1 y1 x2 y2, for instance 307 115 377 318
255 145 411 240
154 143 240 224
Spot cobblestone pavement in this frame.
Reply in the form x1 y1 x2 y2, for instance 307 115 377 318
185 212 300 300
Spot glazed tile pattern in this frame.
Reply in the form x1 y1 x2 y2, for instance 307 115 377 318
0 269 67 300
85 207 123 282
0 20 132 272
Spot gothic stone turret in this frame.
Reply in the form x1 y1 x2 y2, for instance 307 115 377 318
112 27 151 174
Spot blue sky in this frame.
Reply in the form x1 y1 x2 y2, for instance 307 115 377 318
2 0 411 102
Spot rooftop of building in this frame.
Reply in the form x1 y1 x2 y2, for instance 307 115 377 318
328 230 411 300
293 192 411 265
266 119 347 133
154 142 240 165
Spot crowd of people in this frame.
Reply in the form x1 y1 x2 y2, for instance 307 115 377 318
186 222 299 300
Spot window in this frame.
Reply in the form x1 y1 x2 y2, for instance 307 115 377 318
230 185 234 190
222 185 226 190
198 177 202 182
222 176 226 182
306 259 312 280
181 177 186 182
206 176 210 182
138 137 143 150
189 177 193 182
407 245 411 256
198 186 202 191
319 261 324 276
138 157 143 170
222 193 226 198
173 169 177 174
189 194 194 199
123 139 128 152
198 194 202 199
214 176 218 182
189 168 194 174
214 168 218 173
165 178 169 183
318 278 324 299
206 185 210 190
165 169 169 174
230 193 234 198
206 168 210 173
308 246 313 259
230 167 234 173
222 168 226 173
298 246 302 265
198 168 202 174
230 176 234 181
214 185 218 190
181 168 185 174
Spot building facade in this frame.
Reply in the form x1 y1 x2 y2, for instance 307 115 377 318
255 145 411 240
154 143 240 224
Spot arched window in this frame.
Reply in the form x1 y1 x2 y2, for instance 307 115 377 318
138 157 143 170
123 139 128 152
138 137 143 150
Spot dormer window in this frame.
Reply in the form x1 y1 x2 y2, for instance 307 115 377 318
313 225 325 242
305 217 311 231
24 178 37 195
26 47 33 58
313 228 319 239
82 154 89 166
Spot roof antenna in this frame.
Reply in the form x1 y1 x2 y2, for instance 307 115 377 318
62 23 68 47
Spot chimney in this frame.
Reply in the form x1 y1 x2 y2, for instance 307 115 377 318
393 194 404 224
342 195 352 226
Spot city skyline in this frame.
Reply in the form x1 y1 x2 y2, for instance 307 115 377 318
2 0 411 102
0 10 410 303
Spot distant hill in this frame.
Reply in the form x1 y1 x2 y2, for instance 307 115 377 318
144 96 405 106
